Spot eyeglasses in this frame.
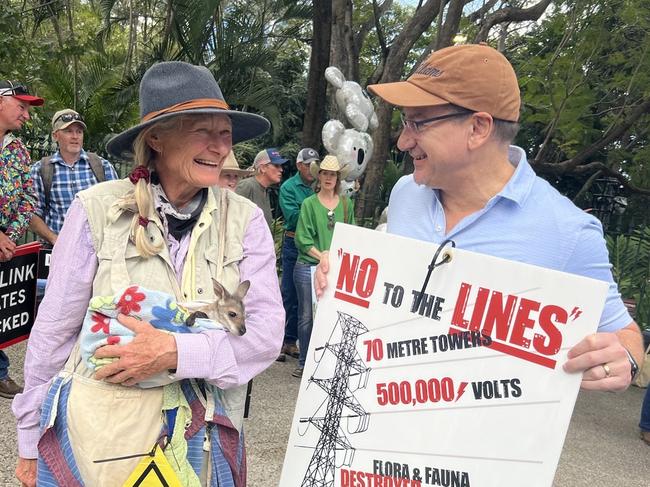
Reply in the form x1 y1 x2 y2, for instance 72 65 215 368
327 210 335 230
400 110 473 133
54 113 84 125
0 82 29 97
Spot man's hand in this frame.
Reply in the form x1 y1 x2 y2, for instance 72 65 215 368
563 332 631 391
314 250 330 300
93 314 178 387
0 232 16 262
16 457 36 487
28 215 57 246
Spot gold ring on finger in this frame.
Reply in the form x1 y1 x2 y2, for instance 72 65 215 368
601 363 611 378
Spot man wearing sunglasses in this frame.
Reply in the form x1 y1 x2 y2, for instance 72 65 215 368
0 80 43 399
29 109 118 246
315 44 643 394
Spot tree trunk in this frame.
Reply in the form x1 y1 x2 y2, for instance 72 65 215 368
357 101 394 222
358 0 444 220
162 0 175 53
124 0 136 77
49 15 66 52
436 0 464 50
65 0 78 109
331 0 356 80
301 0 333 151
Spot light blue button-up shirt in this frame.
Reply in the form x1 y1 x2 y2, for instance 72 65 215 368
387 146 630 332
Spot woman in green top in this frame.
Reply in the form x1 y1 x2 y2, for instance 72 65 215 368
293 155 355 377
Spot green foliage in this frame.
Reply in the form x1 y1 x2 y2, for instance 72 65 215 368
512 0 650 190
381 157 401 203
607 226 650 329
5 0 312 154
0 2 47 83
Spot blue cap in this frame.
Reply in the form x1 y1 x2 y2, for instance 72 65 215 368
254 148 288 167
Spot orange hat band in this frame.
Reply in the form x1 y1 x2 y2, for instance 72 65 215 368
141 98 230 123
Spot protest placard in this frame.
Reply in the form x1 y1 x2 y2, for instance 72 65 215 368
280 225 608 487
0 242 40 349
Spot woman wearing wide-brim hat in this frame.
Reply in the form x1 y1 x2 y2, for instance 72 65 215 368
218 150 254 190
292 155 355 378
14 61 284 486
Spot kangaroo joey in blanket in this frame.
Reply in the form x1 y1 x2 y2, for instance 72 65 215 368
186 279 250 336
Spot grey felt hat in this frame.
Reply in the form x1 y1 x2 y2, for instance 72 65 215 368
106 62 270 159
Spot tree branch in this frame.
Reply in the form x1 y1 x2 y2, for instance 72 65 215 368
356 0 393 60
573 163 650 196
572 169 603 204
467 0 500 23
533 79 587 166
557 98 650 170
368 0 444 85
372 0 390 61
473 0 553 42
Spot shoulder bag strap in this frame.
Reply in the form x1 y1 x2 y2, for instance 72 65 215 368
87 152 106 183
40 156 54 212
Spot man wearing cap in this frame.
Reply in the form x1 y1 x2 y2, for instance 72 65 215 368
276 148 318 361
29 109 118 246
316 43 643 393
236 147 287 227
0 80 42 398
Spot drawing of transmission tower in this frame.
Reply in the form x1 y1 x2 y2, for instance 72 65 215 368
298 311 371 487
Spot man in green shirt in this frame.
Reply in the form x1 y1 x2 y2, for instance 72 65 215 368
276 148 318 361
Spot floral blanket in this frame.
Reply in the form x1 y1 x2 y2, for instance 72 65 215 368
80 285 223 388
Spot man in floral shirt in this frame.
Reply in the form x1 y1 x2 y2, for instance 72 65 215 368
0 80 43 398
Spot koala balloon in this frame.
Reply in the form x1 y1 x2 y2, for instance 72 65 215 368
325 66 378 132
322 120 373 196
322 66 377 196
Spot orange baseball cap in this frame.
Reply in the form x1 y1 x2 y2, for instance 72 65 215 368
368 44 520 122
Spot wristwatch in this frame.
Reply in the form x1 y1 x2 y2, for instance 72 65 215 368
624 348 639 381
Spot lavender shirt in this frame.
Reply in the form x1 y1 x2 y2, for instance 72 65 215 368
12 198 284 458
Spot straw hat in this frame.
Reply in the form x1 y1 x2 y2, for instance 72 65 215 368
106 61 270 159
221 151 254 177
310 154 350 180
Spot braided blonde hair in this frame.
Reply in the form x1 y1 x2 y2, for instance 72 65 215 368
126 116 184 257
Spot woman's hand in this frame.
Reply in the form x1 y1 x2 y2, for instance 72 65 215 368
93 314 178 386
16 457 36 487
314 250 330 299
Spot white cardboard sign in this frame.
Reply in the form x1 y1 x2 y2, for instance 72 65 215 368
280 225 608 487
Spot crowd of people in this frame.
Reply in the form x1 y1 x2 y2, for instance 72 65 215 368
0 42 648 486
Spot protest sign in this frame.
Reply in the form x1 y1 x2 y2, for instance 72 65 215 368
280 225 608 487
0 242 40 349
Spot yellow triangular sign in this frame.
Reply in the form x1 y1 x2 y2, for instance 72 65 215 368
122 445 182 487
